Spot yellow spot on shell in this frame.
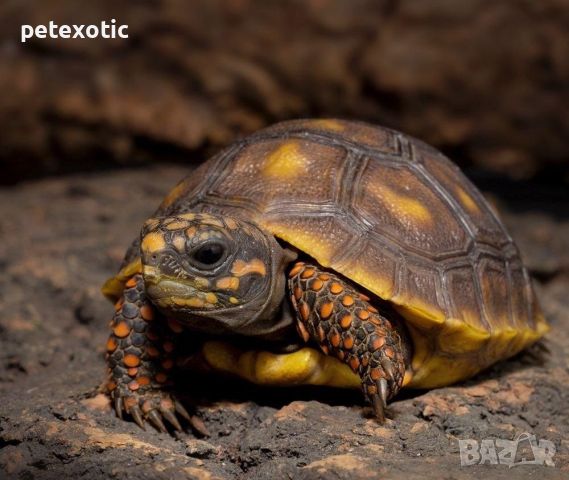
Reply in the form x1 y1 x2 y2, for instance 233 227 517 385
376 184 432 224
457 188 480 213
216 276 240 290
141 232 166 253
179 213 196 221
263 141 307 179
229 296 239 304
231 259 267 277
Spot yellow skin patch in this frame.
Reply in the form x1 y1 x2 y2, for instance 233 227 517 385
165 220 190 230
195 277 210 289
141 232 166 253
262 142 307 179
225 218 239 230
168 296 205 308
231 259 267 277
172 235 186 252
205 292 218 304
216 276 240 290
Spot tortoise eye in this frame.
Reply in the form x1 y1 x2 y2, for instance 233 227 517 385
190 241 227 269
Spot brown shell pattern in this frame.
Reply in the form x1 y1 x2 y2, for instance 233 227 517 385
153 119 548 387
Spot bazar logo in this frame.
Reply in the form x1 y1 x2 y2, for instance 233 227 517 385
21 20 128 43
459 432 556 467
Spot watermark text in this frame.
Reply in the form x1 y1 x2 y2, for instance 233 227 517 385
21 19 128 43
459 433 556 468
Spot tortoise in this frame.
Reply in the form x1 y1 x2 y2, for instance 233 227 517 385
102 119 549 432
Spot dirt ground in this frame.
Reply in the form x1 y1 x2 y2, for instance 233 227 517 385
0 165 568 479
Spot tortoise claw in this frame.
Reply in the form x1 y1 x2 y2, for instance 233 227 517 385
130 405 146 430
380 358 395 382
111 390 207 435
174 400 192 421
114 396 124 420
371 394 385 423
189 415 210 437
160 407 183 431
378 377 389 409
147 409 168 433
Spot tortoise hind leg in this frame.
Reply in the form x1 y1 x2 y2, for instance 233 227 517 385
105 273 192 432
287 262 410 421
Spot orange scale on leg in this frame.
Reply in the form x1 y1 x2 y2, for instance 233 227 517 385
301 268 316 279
137 376 151 386
329 331 341 348
113 322 131 338
349 357 360 371
106 337 117 352
296 321 310 342
288 264 304 277
339 314 352 329
329 282 344 294
341 295 355 307
370 368 382 380
299 301 310 321
319 302 334 319
140 305 154 321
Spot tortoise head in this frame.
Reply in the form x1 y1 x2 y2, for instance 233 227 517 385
140 212 296 337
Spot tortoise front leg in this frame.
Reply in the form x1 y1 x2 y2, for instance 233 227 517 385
287 262 409 421
105 273 192 432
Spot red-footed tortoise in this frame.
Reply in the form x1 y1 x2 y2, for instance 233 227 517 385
102 119 548 432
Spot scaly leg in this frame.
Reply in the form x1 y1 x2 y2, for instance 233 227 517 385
288 262 409 421
105 274 193 432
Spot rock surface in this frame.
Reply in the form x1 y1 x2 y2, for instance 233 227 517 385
0 166 568 479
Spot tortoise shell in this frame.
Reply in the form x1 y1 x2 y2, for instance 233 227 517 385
109 119 548 388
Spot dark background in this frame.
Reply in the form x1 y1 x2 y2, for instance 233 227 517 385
1 2 568 479
1 0 568 188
